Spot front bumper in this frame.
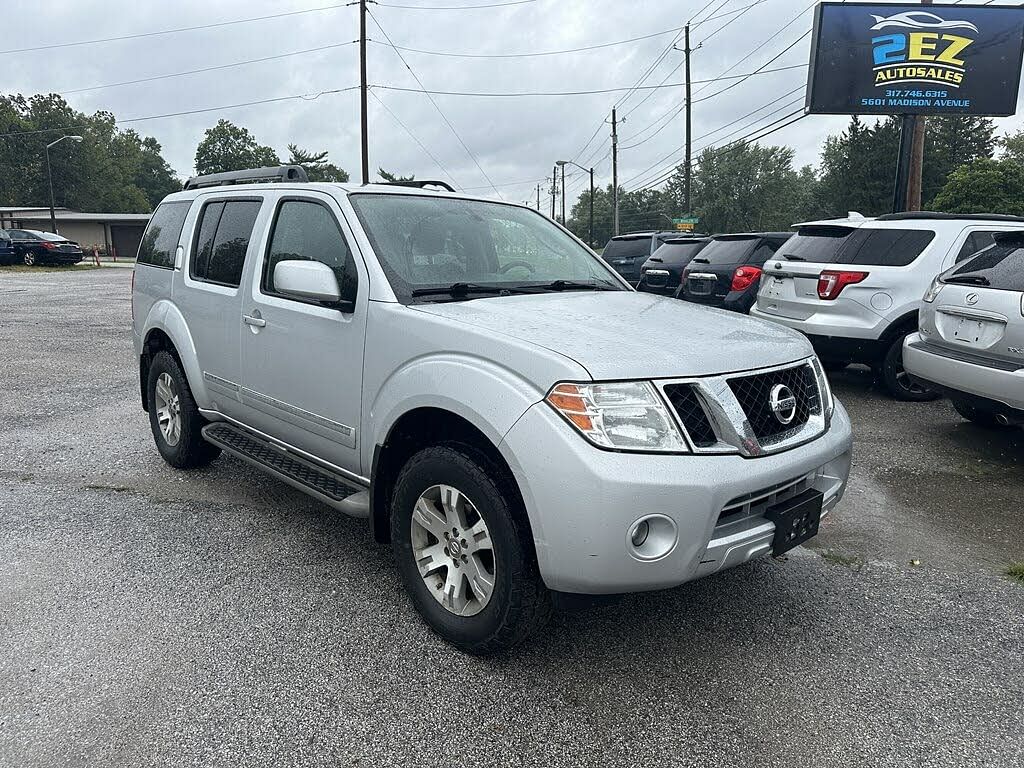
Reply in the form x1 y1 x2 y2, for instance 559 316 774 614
500 399 853 594
903 332 1024 411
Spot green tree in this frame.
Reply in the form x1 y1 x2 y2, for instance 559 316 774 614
1000 128 1024 164
194 119 279 175
378 168 415 182
287 144 349 182
924 116 996 205
931 158 1024 215
817 116 901 217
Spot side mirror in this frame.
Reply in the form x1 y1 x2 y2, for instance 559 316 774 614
273 260 351 309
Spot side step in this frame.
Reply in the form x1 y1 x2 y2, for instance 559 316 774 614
201 422 369 518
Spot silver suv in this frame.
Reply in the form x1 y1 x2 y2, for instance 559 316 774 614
131 166 853 654
904 231 1024 427
751 212 1024 400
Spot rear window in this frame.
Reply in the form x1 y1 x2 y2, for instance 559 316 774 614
190 199 262 287
690 236 758 266
138 201 191 268
34 231 66 242
650 241 707 265
944 240 1024 292
603 237 651 259
778 226 934 266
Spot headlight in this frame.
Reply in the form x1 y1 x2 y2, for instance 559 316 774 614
923 277 944 303
810 357 835 420
546 381 688 452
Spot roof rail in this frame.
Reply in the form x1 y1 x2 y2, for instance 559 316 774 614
382 180 456 193
876 211 1024 223
183 165 309 191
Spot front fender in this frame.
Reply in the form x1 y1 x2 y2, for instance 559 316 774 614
365 353 549 467
142 299 210 408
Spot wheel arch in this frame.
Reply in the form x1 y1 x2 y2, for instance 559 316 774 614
138 300 207 411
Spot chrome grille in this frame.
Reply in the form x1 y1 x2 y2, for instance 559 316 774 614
727 363 820 443
663 384 716 448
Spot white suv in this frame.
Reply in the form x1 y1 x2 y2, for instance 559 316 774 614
751 212 1024 400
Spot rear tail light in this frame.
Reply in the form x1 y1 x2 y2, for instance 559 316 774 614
40 241 55 250
680 268 691 285
817 270 868 300
731 266 762 292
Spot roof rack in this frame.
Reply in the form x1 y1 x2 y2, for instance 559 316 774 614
183 165 309 191
876 211 1024 223
382 180 456 193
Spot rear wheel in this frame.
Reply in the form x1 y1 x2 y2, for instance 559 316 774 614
391 444 551 655
951 399 1008 428
146 351 220 468
23 251 36 266
880 331 939 402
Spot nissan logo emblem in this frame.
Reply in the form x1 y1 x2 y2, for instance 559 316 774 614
965 292 979 305
769 384 798 425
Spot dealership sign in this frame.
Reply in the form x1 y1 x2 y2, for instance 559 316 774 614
806 3 1024 115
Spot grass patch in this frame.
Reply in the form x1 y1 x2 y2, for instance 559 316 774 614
0 264 102 274
1006 562 1024 583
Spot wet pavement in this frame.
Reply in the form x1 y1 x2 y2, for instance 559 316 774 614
1 267 1022 768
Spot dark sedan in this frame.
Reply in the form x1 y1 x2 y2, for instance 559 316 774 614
7 229 84 266
678 232 792 313
637 236 710 295
0 229 15 265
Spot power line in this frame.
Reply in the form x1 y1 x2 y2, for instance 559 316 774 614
63 41 357 95
690 29 810 105
371 63 807 98
374 0 536 7
368 89 462 186
0 2 353 55
695 0 766 45
367 10 503 198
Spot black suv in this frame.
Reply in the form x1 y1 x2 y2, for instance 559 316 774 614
637 236 710 295
7 229 84 266
679 232 791 313
600 231 678 284
0 229 15 265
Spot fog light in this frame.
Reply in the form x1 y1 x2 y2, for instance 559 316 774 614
630 520 650 547
626 514 678 561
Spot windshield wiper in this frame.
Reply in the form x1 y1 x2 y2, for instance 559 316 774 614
540 279 617 291
945 274 990 286
410 282 535 298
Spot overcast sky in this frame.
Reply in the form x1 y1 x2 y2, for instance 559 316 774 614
3 0 1023 210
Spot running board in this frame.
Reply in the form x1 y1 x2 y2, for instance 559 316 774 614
201 422 369 518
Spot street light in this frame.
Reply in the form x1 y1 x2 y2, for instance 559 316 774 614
45 135 83 234
556 160 595 248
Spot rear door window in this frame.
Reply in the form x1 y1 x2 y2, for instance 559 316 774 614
945 240 1024 292
137 201 191 268
190 199 262 287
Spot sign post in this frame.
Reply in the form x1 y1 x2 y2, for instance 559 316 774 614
804 2 1024 211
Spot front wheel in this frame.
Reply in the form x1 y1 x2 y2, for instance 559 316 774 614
880 332 939 402
391 445 551 655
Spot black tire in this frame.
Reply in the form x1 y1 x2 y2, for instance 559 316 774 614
146 350 220 469
880 331 940 401
951 399 1008 428
23 251 36 266
390 444 551 655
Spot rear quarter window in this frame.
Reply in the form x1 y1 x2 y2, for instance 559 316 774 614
137 201 191 268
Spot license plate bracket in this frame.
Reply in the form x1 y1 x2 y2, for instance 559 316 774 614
765 488 823 555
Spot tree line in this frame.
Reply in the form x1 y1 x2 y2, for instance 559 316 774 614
566 115 1024 245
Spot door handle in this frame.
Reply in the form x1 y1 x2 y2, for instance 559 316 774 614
243 314 266 328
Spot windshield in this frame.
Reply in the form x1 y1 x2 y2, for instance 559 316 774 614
690 236 758 266
778 226 934 266
349 193 623 301
602 236 651 260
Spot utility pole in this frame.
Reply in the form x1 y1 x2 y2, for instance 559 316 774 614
359 0 369 185
536 183 541 211
560 163 566 224
550 165 557 218
905 0 932 211
611 108 619 236
684 23 693 215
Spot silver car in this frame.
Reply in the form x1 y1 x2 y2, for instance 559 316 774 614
904 231 1024 427
131 166 853 654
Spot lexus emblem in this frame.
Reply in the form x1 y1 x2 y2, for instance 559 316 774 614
966 293 979 305
769 384 797 425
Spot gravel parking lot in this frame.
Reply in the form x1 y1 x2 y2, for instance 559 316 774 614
2 267 1022 767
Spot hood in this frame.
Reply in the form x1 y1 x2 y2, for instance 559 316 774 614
412 291 812 380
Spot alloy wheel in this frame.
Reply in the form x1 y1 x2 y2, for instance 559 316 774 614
153 372 182 446
23 252 35 266
410 484 496 617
